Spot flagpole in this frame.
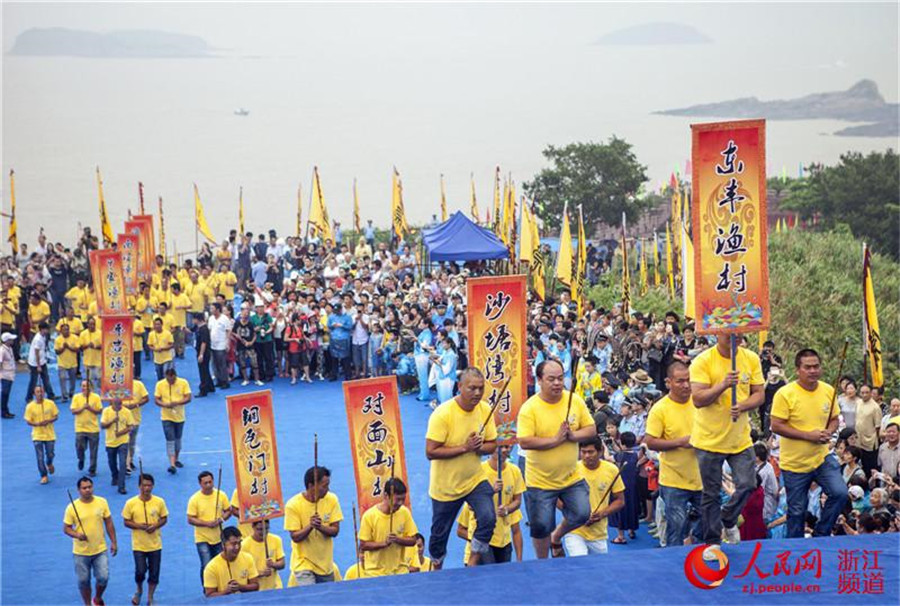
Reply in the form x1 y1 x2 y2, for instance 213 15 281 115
304 168 315 245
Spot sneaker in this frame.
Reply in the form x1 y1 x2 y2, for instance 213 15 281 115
167 466 176 474
255 380 264 386
175 461 184 468
78 459 84 471
118 488 128 495
290 378 297 385
40 476 49 484
702 544 721 561
48 463 55 475
723 525 741 545
241 380 249 386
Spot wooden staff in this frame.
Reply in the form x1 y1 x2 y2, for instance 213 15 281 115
824 338 850 431
313 434 319 515
263 519 270 560
730 335 738 423
352 502 362 577
388 454 396 534
138 458 149 527
592 461 628 515
496 447 504 511
564 353 581 422
478 374 514 435
66 489 87 540
213 464 231 580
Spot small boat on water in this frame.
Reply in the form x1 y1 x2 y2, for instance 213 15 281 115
234 108 249 116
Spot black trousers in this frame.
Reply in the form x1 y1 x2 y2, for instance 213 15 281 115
197 353 215 395
256 341 275 381
133 351 142 378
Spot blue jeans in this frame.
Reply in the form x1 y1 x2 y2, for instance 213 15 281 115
429 480 496 565
74 552 109 590
155 360 174 381
695 447 757 544
58 367 77 400
525 479 591 539
34 440 55 477
196 541 223 584
352 343 368 376
162 421 184 459
106 444 127 491
26 364 56 402
659 485 702 547
782 453 848 538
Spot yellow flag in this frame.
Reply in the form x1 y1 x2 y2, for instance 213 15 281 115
158 196 166 257
492 166 501 230
296 183 303 238
520 201 545 300
238 187 245 235
391 167 410 240
653 232 661 287
681 221 696 320
519 199 534 264
555 203 573 287
96 166 114 247
440 175 447 223
639 237 648 296
621 213 630 316
758 330 768 351
309 167 333 243
7 170 18 252
469 174 479 224
194 183 217 244
665 223 675 300
863 243 883 388
354 178 361 233
572 206 587 316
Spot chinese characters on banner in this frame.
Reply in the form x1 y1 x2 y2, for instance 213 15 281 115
126 215 155 282
99 315 133 399
117 233 139 296
691 120 770 335
343 377 410 513
226 391 285 522
466 275 528 442
88 249 128 315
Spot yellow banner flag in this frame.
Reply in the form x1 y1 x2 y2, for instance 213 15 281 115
492 167 501 231
665 223 675 300
681 221 696 320
758 330 768 351
572 206 587 316
440 174 447 223
309 166 333 243
555 203 573 287
296 183 302 238
193 184 217 244
238 187 245 235
96 167 115 247
621 213 631 316
863 243 883 388
354 178 361 233
653 232 661 287
529 204 546 301
639 237 648 296
7 170 17 252
158 196 166 257
470 174 479 224
391 167 410 240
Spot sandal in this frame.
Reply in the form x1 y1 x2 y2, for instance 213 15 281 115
611 537 628 545
131 592 142 606
551 542 565 558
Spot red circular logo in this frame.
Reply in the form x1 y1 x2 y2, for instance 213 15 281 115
684 544 730 590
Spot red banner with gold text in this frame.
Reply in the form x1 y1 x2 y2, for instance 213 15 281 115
89 249 128 315
126 215 155 283
343 377 410 513
117 233 139 296
226 390 285 522
100 315 133 399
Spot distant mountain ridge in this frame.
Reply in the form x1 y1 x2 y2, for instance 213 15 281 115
656 80 899 138
7 27 212 58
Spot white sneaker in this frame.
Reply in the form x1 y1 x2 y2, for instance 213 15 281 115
290 378 297 385
723 525 741 545
241 380 249 386
702 544 721 561
255 380 264 386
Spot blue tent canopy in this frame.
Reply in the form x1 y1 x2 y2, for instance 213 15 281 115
423 211 509 262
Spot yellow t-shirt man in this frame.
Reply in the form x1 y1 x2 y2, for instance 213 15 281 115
645 395 702 491
80 329 102 368
1 285 20 324
359 505 417 577
65 286 89 321
203 552 258 593
217 271 238 301
123 380 148 425
56 316 84 336
132 319 145 353
71 392 102 433
425 398 498 501
284 491 344 577
122 495 168 552
689 346 764 454
100 406 135 448
187 489 231 545
154 377 191 423
24 399 59 441
147 328 174 365
517 391 595 490
64 496 111 556
771 381 837 473
54 334 80 370
241 533 285 590
457 459 525 563
570 460 625 542
170 292 191 328
28 300 51 326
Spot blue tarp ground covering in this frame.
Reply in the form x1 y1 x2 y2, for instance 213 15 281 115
423 211 509 262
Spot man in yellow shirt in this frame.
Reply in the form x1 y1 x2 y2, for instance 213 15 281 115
135 283 153 360
358 478 418 576
122 473 168 606
55 322 81 401
63 476 117 606
100 398 135 494
203 526 259 597
56 306 85 337
186 270 208 314
644 361 703 547
147 317 175 381
169 282 191 359
242 520 286 591
517 358 597 559
690 337 764 550
24 385 59 483
27 292 51 328
425 368 498 568
284 465 343 585
123 379 149 474
155 368 191 473
552 437 624 556
132 314 145 380
71 380 102 476
188 470 232 584
771 348 847 538
79 317 102 391
217 262 238 302
65 277 90 322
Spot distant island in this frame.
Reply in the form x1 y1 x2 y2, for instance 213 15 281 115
7 27 212 58
656 80 899 138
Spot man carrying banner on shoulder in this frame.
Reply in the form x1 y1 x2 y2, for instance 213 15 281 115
770 348 847 538
425 367 497 568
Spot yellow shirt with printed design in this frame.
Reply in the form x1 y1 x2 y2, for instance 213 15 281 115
80 329 102 367
154 377 190 422
689 346 764 454
71 392 102 433
571 460 625 542
771 381 837 473
148 329 174 365
187 281 208 313
25 399 59 441
123 380 148 425
187 489 231 544
284 491 344 576
203 552 258 593
134 295 153 326
241 534 285 590
645 395 702 491
54 334 80 369
170 293 191 328
359 505 417 577
426 398 498 501
517 391 596 490
64 496 111 556
217 271 237 301
122 495 169 552
101 406 134 448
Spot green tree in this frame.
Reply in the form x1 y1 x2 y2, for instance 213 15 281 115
779 150 900 259
524 138 649 231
